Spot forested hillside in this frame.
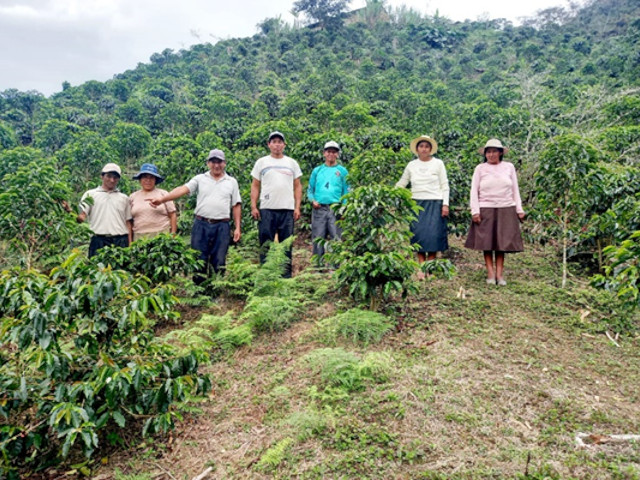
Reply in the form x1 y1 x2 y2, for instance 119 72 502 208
1 0 640 478
1 0 639 260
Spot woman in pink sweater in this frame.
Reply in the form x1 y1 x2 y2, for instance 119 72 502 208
464 139 525 285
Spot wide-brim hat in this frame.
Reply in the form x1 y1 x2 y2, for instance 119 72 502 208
410 135 438 155
478 138 509 155
133 163 164 184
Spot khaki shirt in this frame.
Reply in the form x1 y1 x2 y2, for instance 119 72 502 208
80 186 132 235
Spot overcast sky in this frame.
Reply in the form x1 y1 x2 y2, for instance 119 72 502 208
0 0 576 96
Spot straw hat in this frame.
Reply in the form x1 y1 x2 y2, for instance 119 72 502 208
409 135 438 155
478 138 509 155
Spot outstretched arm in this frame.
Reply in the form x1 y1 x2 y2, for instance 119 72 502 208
149 185 189 207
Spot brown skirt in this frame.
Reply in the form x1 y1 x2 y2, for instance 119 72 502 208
464 207 524 252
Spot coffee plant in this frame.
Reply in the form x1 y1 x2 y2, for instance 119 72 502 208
592 230 640 332
326 184 420 310
0 252 210 478
92 233 202 284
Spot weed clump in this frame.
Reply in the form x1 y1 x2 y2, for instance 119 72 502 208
315 308 394 346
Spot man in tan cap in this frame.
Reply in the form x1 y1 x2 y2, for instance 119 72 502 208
150 149 241 285
77 162 132 257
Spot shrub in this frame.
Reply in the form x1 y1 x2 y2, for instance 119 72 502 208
304 348 395 393
0 252 210 477
242 295 302 333
315 308 394 345
326 185 419 310
421 258 457 279
256 437 294 472
0 161 87 269
592 230 640 333
162 312 253 356
93 233 202 284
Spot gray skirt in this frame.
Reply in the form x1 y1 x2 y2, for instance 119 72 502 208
464 206 524 252
411 199 448 253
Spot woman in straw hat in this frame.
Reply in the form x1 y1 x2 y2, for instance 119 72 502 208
396 135 450 279
130 163 177 241
464 139 525 286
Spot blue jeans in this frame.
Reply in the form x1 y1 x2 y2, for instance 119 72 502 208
311 205 341 264
191 218 231 284
258 209 293 278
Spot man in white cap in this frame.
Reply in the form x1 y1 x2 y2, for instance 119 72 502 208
150 149 241 285
307 140 350 267
77 162 133 257
250 131 302 278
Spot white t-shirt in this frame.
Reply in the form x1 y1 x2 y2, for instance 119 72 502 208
251 155 302 210
185 172 241 219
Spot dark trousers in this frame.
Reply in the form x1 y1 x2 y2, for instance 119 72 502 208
311 205 341 264
89 234 129 258
258 209 294 278
191 218 231 285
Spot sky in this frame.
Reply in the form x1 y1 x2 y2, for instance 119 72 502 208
0 0 577 96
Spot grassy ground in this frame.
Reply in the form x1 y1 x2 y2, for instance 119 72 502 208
98 238 640 480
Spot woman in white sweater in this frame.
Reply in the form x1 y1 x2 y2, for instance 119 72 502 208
396 135 450 279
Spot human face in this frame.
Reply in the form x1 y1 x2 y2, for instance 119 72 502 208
101 172 120 191
484 147 502 164
139 174 157 192
268 137 285 158
208 159 226 178
416 141 432 160
323 148 339 166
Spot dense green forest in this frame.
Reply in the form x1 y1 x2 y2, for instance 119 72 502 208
1 0 640 477
1 0 639 265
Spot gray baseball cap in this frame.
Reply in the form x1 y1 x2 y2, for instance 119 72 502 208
207 149 226 162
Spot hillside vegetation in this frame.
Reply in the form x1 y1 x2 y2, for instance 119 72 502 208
1 0 640 478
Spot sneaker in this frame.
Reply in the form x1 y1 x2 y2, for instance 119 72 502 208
486 278 496 285
497 278 507 286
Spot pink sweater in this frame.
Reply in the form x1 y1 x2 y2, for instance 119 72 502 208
469 161 524 216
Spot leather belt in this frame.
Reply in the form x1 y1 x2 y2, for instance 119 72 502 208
195 215 230 224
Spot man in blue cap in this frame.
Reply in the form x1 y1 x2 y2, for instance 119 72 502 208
150 149 241 284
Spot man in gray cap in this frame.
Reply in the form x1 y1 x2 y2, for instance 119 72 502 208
250 131 302 278
307 141 350 267
77 162 132 257
150 149 241 284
